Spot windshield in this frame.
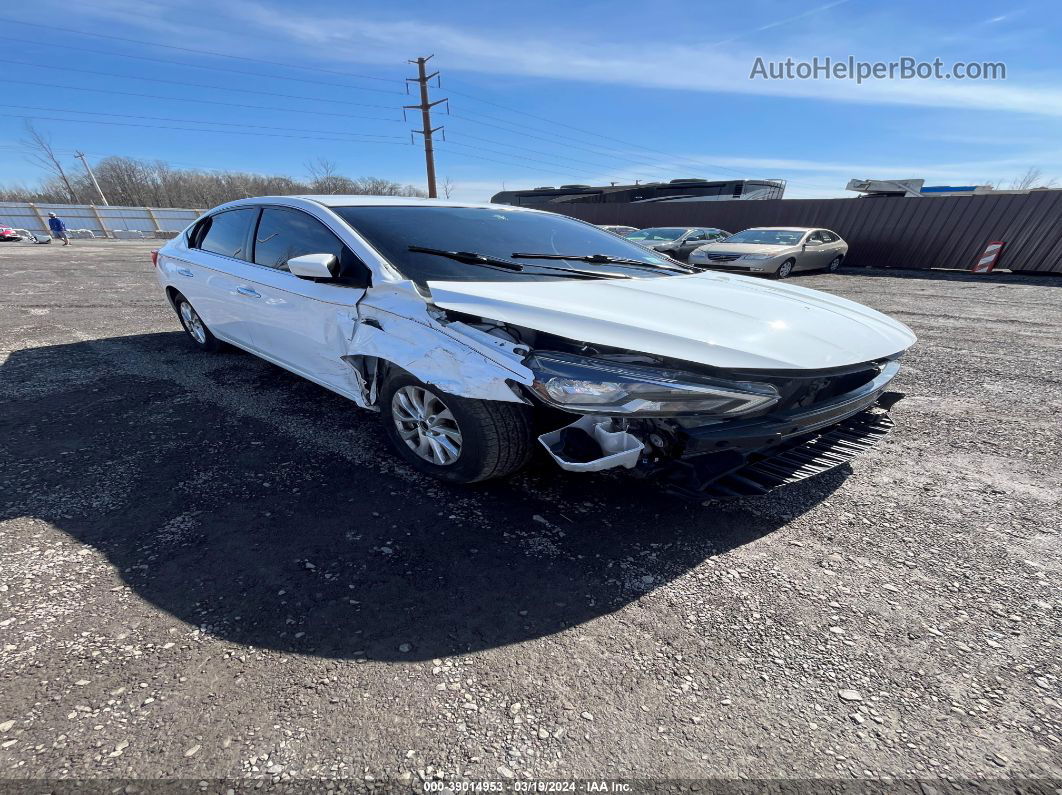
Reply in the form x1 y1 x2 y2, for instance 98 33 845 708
332 206 676 285
625 227 686 241
724 229 806 245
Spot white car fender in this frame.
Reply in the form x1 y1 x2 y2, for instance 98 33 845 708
343 283 533 407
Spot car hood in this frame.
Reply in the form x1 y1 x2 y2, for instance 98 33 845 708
427 271 916 370
697 242 794 256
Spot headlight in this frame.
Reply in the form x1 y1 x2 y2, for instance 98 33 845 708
743 254 773 260
526 352 779 417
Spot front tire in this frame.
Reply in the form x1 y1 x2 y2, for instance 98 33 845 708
774 259 795 279
380 372 533 484
173 292 222 352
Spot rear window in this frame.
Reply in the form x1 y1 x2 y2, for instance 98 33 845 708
725 229 806 245
193 208 257 259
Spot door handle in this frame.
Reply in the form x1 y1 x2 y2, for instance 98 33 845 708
236 286 261 298
176 267 194 277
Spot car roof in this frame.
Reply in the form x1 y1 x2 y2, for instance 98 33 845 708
293 195 528 210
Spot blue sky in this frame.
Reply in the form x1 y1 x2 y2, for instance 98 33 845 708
1 0 1059 202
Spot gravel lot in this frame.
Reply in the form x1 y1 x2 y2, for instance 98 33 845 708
0 240 1059 786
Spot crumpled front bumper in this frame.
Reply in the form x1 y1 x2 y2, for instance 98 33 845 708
537 357 906 499
654 393 902 499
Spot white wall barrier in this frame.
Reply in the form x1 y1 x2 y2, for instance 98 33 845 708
0 202 202 239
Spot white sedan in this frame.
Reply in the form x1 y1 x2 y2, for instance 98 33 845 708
154 197 914 494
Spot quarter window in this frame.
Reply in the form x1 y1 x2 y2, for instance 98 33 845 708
195 208 257 259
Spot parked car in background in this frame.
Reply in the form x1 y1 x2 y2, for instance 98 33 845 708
598 224 639 237
10 228 52 244
688 227 848 278
155 197 912 494
0 227 23 242
625 227 730 260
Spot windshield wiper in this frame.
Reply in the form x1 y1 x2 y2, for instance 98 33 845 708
512 252 695 274
409 245 524 271
409 245 631 280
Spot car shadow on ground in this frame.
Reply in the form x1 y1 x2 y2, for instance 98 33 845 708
1 332 847 661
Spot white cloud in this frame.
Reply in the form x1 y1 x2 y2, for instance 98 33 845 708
224 1 1062 119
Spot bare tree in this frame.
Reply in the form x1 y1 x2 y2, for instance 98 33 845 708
442 175 455 199
1009 167 1058 190
305 157 355 194
1 137 428 207
21 121 78 202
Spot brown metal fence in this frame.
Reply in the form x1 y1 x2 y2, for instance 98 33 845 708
549 191 1062 274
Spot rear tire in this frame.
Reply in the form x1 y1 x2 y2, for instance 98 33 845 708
380 371 533 484
172 291 222 352
827 255 843 272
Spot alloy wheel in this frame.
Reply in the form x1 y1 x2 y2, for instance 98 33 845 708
828 256 842 272
777 260 794 278
179 301 208 345
391 385 463 466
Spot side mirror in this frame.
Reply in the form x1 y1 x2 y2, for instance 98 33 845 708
287 252 338 279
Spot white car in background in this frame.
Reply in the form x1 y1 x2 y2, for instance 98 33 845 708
689 227 848 278
154 197 913 496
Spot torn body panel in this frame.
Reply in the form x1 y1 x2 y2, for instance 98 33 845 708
341 282 534 408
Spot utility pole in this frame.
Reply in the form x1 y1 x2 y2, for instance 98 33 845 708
404 55 446 198
74 150 109 205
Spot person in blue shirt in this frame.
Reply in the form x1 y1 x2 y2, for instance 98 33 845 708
47 212 70 245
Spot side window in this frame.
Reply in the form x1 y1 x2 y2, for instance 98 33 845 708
820 231 838 242
253 207 370 286
686 230 707 242
254 208 341 270
805 231 824 245
195 209 257 259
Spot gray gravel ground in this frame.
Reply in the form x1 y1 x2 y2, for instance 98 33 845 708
0 240 1059 787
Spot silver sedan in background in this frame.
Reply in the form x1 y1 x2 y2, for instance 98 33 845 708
688 227 848 278
625 226 730 260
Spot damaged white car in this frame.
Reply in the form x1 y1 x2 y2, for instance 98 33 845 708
154 197 915 497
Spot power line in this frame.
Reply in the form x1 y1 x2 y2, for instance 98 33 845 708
0 58 401 110
444 81 762 180
0 16 402 89
437 140 622 180
6 144 231 172
12 38 401 96
3 79 405 124
431 147 594 179
446 112 729 182
444 131 670 182
3 17 781 186
0 113 416 147
0 104 408 140
445 81 826 189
